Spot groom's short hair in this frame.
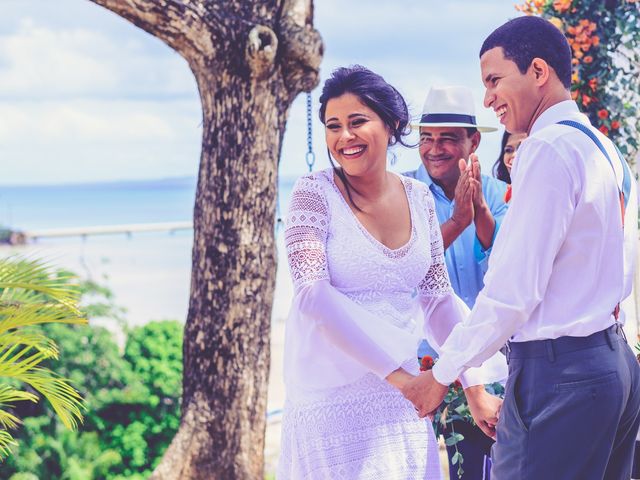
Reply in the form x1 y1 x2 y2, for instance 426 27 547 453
480 16 572 89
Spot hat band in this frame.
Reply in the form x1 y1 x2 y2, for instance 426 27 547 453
420 113 477 125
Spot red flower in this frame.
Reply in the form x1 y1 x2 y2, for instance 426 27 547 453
452 380 463 391
582 94 593 107
599 125 609 135
583 55 593 64
611 120 621 130
588 78 598 91
597 109 609 119
420 355 435 371
504 184 512 203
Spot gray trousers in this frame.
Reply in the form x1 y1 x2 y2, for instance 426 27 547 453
491 325 640 480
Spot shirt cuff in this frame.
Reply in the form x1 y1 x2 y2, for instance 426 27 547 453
473 215 503 264
458 368 486 389
431 356 459 386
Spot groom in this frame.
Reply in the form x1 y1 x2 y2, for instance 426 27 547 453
404 16 640 479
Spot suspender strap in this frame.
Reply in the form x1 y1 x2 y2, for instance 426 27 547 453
558 120 631 218
558 120 632 320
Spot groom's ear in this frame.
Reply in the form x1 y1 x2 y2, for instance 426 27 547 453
530 57 551 86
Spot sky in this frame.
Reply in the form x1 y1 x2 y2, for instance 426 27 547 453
0 0 524 185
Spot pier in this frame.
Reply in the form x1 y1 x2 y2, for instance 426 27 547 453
2 221 193 245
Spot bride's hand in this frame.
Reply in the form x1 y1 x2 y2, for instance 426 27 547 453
385 368 415 390
401 370 448 418
464 385 502 440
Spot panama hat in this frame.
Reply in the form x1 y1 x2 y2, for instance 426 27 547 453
411 86 497 132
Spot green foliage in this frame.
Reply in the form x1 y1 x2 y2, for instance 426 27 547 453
0 257 87 460
2 270 183 479
419 355 505 480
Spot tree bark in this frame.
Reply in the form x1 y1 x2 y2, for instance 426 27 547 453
87 1 322 478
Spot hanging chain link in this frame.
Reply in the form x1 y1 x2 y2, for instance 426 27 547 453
305 92 315 172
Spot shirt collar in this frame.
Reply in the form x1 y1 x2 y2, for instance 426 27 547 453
415 164 433 186
416 164 454 199
530 100 590 135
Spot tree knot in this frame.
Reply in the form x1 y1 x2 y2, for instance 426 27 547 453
245 25 278 80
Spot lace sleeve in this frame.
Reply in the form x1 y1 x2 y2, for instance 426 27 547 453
417 186 452 298
284 176 330 291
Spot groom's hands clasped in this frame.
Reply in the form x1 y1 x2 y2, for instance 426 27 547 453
401 370 448 418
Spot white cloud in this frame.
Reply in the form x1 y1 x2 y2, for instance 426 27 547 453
0 15 197 100
0 0 521 184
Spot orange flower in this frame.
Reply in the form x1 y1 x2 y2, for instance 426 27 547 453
592 36 600 47
598 109 609 119
611 120 621 129
584 55 593 63
553 0 572 12
599 125 609 135
549 17 564 30
582 94 593 107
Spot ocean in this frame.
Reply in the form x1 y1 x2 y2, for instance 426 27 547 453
0 175 298 326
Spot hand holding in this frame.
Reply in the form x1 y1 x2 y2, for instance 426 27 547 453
401 370 448 418
464 385 503 440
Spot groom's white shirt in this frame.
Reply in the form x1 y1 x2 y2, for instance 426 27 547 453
433 100 639 385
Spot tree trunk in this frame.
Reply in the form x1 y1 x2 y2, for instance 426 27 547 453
87 1 322 478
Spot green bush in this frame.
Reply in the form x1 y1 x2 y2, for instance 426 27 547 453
2 273 183 480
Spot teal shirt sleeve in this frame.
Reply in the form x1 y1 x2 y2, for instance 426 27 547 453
473 175 509 270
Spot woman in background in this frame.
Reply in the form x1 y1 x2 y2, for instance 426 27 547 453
493 130 527 202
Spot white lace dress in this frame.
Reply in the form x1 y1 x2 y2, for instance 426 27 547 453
277 169 494 480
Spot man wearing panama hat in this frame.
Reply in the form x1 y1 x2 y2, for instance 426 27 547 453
405 85 508 480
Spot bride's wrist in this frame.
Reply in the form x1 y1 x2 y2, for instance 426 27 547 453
385 368 414 390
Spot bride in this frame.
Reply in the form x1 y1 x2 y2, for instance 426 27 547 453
277 65 504 479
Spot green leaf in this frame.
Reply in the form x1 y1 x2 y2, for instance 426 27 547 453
0 428 17 460
445 432 465 446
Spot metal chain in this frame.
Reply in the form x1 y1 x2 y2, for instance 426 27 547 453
305 92 315 172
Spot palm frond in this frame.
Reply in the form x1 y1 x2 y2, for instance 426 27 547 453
0 303 85 336
0 255 86 458
0 385 38 430
18 368 84 430
0 331 58 357
0 428 17 460
0 257 81 309
0 345 57 377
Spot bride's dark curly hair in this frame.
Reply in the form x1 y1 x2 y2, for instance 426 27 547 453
318 65 412 209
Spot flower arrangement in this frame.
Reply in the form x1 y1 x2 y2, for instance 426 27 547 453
516 0 640 159
419 355 505 479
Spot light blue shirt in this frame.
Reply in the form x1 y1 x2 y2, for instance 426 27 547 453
405 164 508 309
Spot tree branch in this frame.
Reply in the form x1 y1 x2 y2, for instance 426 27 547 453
278 0 323 93
88 0 215 60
